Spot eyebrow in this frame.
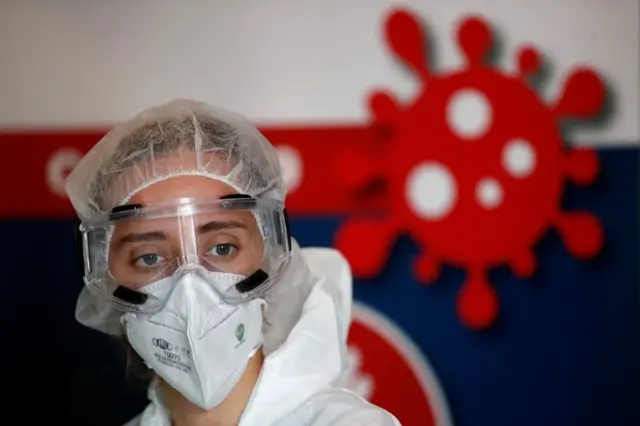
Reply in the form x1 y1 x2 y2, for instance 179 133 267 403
117 231 167 245
197 220 247 234
116 220 247 246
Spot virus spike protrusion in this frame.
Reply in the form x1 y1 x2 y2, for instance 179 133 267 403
334 219 400 278
369 90 402 127
555 212 603 259
517 46 542 79
414 252 440 283
457 269 499 329
553 68 606 119
385 9 430 79
564 148 599 185
457 16 492 68
510 250 537 278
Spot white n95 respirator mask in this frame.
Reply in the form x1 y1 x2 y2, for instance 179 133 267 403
123 271 265 410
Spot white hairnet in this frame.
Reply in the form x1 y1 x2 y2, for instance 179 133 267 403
65 98 285 222
67 98 313 352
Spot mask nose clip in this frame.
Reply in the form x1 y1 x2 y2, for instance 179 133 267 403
172 265 230 300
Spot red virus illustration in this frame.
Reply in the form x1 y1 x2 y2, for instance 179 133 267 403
334 9 605 329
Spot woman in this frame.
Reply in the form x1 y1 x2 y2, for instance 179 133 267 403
66 99 401 426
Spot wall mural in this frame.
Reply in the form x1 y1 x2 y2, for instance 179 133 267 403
0 6 634 426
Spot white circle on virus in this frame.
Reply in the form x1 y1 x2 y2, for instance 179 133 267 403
446 88 492 139
502 138 536 178
276 145 303 193
476 178 503 209
406 162 457 219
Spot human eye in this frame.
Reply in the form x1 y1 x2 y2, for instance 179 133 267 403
208 243 238 258
132 253 167 269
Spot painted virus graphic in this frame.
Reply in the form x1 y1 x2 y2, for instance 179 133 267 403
334 9 605 329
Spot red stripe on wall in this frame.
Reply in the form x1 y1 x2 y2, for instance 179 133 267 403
0 124 388 219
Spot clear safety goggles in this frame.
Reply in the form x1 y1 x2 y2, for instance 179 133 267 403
78 195 292 313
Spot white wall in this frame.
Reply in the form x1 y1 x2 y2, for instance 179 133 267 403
1 0 638 146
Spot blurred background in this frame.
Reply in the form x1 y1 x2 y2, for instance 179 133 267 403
0 1 638 425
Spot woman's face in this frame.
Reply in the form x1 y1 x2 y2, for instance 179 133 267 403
107 175 264 290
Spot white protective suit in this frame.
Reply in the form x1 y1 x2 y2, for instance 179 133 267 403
122 247 401 426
